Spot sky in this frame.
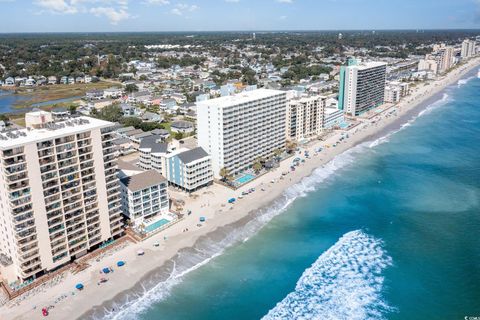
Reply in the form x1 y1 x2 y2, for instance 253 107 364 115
0 0 480 32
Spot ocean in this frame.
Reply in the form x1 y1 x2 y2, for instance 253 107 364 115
98 70 480 320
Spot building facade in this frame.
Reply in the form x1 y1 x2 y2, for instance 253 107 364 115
163 147 213 192
119 170 169 227
286 95 325 141
0 111 122 283
338 59 387 116
197 89 287 178
461 39 476 58
138 136 213 192
323 108 345 129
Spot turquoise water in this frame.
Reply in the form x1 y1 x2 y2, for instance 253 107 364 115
235 173 256 185
98 72 480 320
144 219 170 233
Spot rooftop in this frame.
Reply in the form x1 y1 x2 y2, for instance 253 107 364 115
176 146 209 164
139 135 168 153
196 88 285 109
352 61 387 70
120 170 166 192
0 116 113 149
171 120 194 129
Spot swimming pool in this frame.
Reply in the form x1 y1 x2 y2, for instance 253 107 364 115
235 173 255 185
339 122 349 129
144 218 170 233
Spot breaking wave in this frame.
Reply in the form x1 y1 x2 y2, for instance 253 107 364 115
262 230 394 320
369 92 451 148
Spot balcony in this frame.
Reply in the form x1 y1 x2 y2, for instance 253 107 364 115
52 245 67 256
57 151 76 162
66 222 85 235
37 140 53 150
47 217 64 228
19 249 40 263
9 180 29 192
49 223 65 235
65 208 84 222
20 258 42 275
14 211 34 223
12 204 32 216
52 252 68 263
15 220 36 233
40 164 57 174
89 235 102 246
55 135 75 145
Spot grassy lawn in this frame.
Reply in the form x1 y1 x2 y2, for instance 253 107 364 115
13 81 116 108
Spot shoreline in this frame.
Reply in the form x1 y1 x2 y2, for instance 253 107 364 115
2 58 480 320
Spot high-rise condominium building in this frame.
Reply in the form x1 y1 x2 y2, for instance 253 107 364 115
461 39 476 58
286 95 325 141
338 59 387 116
435 46 454 73
0 111 122 283
197 89 287 178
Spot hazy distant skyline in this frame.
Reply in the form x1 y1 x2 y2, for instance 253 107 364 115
0 0 480 33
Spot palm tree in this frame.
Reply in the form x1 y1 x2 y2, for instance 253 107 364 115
286 140 297 154
219 167 231 182
253 161 263 173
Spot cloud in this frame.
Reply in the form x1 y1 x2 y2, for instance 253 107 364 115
143 0 170 5
34 0 78 14
225 0 240 2
170 3 198 16
276 0 293 3
90 6 131 24
34 0 132 24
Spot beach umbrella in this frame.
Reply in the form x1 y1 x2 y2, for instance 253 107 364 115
75 283 84 290
137 249 145 256
117 261 125 267
102 267 111 274
199 216 206 222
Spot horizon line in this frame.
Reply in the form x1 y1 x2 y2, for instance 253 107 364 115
1 28 480 35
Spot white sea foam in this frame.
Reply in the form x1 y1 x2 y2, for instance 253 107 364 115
262 230 394 320
457 76 475 87
368 92 451 148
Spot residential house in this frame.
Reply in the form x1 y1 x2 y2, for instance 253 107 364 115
141 111 163 123
121 103 141 117
4 77 14 86
86 89 104 100
171 120 194 134
47 76 57 85
103 87 123 99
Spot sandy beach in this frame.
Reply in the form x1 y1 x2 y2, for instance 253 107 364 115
2 57 480 320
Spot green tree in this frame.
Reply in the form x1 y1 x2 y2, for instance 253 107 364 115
174 132 184 140
219 167 231 182
125 84 139 93
286 140 297 154
253 161 263 173
68 105 77 114
94 104 123 122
